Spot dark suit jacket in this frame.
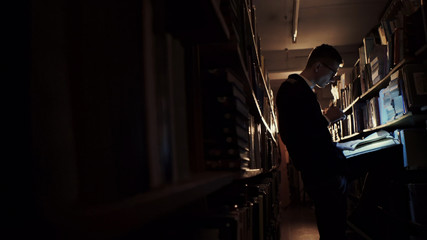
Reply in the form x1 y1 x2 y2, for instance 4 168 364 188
276 74 347 179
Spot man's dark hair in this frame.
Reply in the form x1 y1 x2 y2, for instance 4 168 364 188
306 44 343 67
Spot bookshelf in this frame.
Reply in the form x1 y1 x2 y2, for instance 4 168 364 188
26 0 281 239
330 0 427 142
329 1 427 238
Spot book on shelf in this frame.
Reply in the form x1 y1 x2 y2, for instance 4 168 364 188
166 34 191 183
393 27 405 66
341 130 400 158
368 96 381 128
201 68 251 170
378 88 388 125
352 101 365 133
352 59 361 80
253 122 263 169
361 100 370 129
352 77 362 102
401 64 427 112
377 24 388 45
380 6 427 67
380 19 393 44
370 56 381 84
377 71 408 124
369 44 389 85
148 33 189 187
363 36 376 64
361 63 373 94
406 5 427 53
196 170 280 239
359 46 366 71
386 40 393 73
248 115 257 169
359 68 368 95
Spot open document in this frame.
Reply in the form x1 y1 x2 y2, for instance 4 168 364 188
340 130 401 158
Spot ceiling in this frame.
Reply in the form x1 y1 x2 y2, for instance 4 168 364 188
252 0 390 95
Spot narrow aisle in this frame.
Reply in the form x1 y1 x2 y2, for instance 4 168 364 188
279 202 368 240
279 203 319 240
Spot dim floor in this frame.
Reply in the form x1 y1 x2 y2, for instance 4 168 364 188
279 202 366 240
279 202 319 240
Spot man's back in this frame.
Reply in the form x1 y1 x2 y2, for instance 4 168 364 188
276 74 345 177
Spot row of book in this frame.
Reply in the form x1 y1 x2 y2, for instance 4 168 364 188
331 64 427 140
202 69 251 170
195 171 281 240
358 38 390 95
380 0 427 66
335 70 361 111
343 1 427 105
244 4 276 132
330 1 427 141
201 68 279 171
220 0 276 132
144 0 278 190
142 170 282 240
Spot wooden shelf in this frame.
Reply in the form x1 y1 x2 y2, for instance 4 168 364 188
340 132 361 141
243 2 279 125
363 112 427 133
63 167 282 238
415 43 427 57
359 59 408 101
241 168 264 178
338 112 427 142
28 1 283 239
245 6 273 103
63 171 238 238
199 42 278 144
341 57 413 113
343 97 359 114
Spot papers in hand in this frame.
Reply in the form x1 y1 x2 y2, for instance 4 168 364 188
340 130 400 158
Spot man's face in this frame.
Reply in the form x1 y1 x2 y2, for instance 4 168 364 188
315 61 339 88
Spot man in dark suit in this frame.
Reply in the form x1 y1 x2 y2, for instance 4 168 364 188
276 44 350 240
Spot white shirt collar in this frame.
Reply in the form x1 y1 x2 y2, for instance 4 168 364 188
300 74 316 89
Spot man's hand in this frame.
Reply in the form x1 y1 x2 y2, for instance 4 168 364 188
323 105 346 123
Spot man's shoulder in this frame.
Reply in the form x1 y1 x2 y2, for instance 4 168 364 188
286 78 298 84
279 75 304 90
277 77 304 103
